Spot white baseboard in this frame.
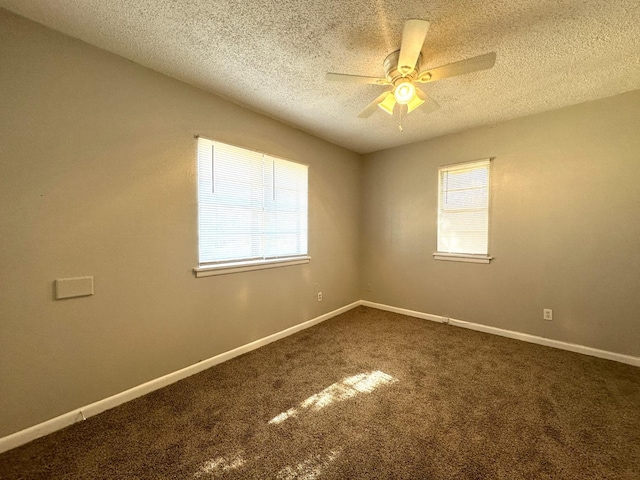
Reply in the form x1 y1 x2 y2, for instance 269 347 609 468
361 300 640 367
360 301 448 324
3 299 637 455
0 301 360 454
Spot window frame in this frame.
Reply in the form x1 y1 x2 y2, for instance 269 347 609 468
433 158 493 264
194 136 310 277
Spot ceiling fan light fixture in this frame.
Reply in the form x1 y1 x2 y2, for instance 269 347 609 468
394 79 416 104
327 19 496 121
378 93 397 115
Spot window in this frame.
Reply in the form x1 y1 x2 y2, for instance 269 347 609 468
434 159 492 264
195 137 309 277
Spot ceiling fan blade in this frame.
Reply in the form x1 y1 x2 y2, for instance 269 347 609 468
326 72 390 85
358 91 394 118
417 52 496 83
414 87 440 114
398 19 430 75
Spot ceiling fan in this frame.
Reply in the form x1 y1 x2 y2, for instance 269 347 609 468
327 20 496 119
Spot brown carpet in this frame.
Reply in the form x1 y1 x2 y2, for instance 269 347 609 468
1 306 639 479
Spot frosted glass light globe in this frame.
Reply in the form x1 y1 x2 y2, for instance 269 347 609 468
394 80 415 104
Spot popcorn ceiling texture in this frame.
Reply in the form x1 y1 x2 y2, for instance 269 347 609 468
1 0 639 153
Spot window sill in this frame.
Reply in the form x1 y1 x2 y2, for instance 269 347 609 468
432 253 492 264
194 256 311 277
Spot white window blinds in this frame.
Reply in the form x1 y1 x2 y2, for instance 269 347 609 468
197 137 308 265
437 159 491 255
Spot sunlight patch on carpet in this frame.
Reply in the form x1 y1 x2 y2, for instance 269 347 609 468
276 449 341 480
194 452 246 478
269 371 397 425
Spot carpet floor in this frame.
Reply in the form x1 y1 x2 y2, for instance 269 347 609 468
1 306 639 479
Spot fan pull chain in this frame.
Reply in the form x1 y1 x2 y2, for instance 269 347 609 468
399 106 404 131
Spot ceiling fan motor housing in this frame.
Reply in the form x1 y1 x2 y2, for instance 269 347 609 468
384 49 422 83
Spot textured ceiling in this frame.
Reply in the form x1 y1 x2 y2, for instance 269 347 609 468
2 0 639 153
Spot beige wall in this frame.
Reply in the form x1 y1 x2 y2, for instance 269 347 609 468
0 10 362 437
361 89 640 358
2 7 639 440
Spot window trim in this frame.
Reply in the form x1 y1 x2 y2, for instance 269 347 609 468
434 158 493 264
194 256 311 277
432 252 492 264
193 136 309 276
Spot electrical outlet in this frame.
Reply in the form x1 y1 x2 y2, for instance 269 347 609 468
317 292 323 302
543 309 553 321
